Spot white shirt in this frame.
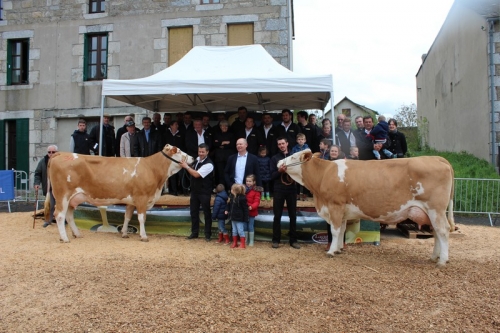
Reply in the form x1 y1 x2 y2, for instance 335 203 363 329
234 152 248 184
264 124 273 138
196 130 205 145
194 157 214 178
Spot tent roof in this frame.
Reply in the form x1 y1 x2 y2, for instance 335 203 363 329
102 45 333 113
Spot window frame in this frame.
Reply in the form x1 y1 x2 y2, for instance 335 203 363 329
89 0 105 14
84 33 108 81
7 39 30 86
0 0 3 21
200 0 220 4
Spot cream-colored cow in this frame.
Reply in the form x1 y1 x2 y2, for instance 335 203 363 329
278 150 455 267
48 145 193 243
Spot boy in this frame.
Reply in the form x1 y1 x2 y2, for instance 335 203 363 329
368 116 393 160
318 138 331 160
348 146 359 160
291 133 309 154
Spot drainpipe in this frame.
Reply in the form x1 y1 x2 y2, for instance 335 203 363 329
288 0 294 70
488 18 499 171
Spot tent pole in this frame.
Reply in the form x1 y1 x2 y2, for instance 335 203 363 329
330 90 335 140
99 95 105 156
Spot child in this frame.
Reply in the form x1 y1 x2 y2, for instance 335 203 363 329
245 174 262 246
347 146 359 160
291 133 310 154
329 145 341 161
257 146 271 200
318 138 331 160
225 184 249 249
212 184 230 244
291 133 310 200
368 116 393 160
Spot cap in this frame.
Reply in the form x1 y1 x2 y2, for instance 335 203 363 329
126 121 135 127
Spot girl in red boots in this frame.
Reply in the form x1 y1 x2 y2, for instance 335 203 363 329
245 174 262 247
225 184 249 249
212 184 230 244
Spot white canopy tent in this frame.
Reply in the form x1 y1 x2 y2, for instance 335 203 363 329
101 45 333 113
98 45 334 154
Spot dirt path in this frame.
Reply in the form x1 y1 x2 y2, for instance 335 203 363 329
1 212 499 332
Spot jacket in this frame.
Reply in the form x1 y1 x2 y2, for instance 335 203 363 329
224 152 261 189
71 130 92 155
120 132 138 157
246 186 262 217
212 190 229 220
134 129 162 157
257 155 271 182
34 155 49 195
270 151 296 193
227 194 249 223
89 124 116 156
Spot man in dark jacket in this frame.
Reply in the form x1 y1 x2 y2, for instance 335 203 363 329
70 119 92 155
278 109 301 145
235 117 265 155
134 116 162 157
89 114 115 156
34 145 58 227
270 137 300 250
185 119 212 158
224 138 261 190
180 143 214 241
164 121 185 195
257 112 280 157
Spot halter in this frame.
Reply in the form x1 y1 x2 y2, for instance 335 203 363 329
279 151 309 185
161 150 187 164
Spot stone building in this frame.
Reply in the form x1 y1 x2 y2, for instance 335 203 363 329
0 0 293 177
416 0 499 170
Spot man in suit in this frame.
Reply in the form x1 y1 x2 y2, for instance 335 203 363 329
258 112 280 157
134 116 162 157
235 117 265 155
224 138 261 190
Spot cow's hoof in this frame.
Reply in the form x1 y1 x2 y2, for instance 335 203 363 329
436 261 447 268
140 238 149 242
72 234 83 239
430 256 439 263
334 250 342 254
326 253 335 258
59 238 70 243
121 234 129 239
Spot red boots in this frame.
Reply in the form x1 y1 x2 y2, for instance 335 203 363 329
238 237 246 249
223 234 230 245
216 232 224 243
230 236 238 248
230 236 246 249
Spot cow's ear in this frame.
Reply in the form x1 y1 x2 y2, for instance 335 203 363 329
303 151 313 161
171 146 178 154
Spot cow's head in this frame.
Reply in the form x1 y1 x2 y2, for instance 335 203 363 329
277 149 313 185
162 144 195 175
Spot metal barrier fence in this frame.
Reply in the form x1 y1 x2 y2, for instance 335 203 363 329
14 170 29 202
453 178 500 226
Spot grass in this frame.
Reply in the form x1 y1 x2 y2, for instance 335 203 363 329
411 148 500 214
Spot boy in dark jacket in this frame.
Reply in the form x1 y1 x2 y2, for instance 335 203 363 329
212 184 229 244
257 146 272 200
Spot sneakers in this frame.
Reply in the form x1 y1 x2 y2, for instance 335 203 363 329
290 242 301 249
186 234 199 240
272 242 279 249
42 222 50 228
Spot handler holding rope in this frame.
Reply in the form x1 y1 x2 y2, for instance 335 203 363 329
270 137 300 249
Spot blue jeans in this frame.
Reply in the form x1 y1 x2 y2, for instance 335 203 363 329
243 216 255 232
218 219 227 234
232 221 246 237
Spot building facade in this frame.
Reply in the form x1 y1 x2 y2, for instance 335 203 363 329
416 0 499 169
0 0 293 177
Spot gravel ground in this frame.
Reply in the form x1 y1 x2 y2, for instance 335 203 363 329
0 211 499 332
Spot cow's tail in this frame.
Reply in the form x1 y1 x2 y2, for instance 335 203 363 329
447 166 456 233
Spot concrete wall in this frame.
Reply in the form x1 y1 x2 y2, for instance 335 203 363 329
0 0 292 175
416 3 499 164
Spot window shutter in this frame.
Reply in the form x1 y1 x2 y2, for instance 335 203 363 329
15 119 29 175
0 120 5 169
83 35 88 81
6 41 11 85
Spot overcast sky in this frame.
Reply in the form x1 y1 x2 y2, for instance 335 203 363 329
292 0 455 116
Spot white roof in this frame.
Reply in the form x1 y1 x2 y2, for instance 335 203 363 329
102 45 333 112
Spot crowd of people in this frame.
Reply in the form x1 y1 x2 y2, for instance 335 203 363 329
37 107 408 247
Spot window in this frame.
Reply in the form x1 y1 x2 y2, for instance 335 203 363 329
1 0 3 21
227 23 254 46
168 27 193 66
89 0 105 14
84 34 108 81
342 108 351 117
201 0 220 3
7 39 30 85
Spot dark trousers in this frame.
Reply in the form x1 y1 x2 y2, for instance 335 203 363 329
168 173 179 195
272 190 297 244
189 192 212 238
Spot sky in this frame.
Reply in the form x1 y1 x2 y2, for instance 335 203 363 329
292 0 455 117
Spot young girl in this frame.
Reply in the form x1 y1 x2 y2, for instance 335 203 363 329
225 184 249 249
327 145 344 251
245 174 262 246
257 146 271 200
212 184 230 244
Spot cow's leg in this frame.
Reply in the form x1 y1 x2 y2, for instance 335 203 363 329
337 220 347 252
56 199 70 243
121 205 135 238
327 223 342 257
137 210 148 242
66 206 83 238
431 213 450 267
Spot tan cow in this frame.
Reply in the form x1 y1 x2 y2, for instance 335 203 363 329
48 145 193 243
278 150 455 267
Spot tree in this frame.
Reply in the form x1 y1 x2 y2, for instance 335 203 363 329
393 103 417 127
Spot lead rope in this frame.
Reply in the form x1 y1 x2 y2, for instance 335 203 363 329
280 151 294 186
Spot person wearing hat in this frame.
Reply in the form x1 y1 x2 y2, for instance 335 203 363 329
89 114 116 156
120 120 138 157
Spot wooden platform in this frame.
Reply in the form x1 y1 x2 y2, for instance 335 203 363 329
397 222 434 239
155 194 317 208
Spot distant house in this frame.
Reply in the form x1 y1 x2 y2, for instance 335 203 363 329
325 97 379 129
416 0 499 169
